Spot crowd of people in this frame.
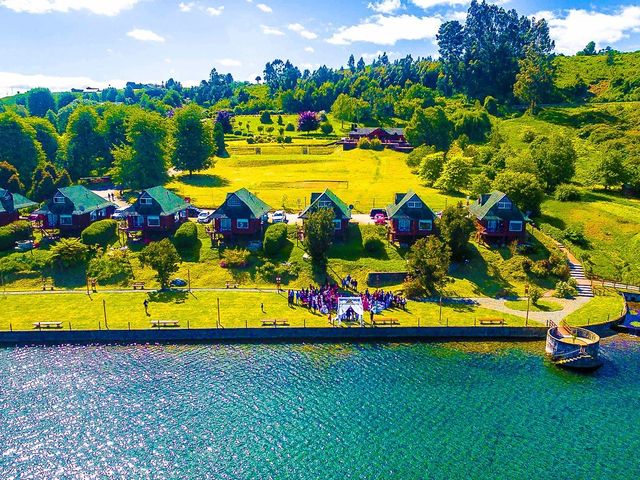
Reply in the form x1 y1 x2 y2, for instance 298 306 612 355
360 289 407 313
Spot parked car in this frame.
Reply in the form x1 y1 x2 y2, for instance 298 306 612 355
373 213 387 225
272 210 288 223
111 207 128 220
369 208 387 219
197 210 215 224
186 205 201 218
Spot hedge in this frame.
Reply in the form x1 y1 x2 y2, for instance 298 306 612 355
173 221 198 249
263 223 288 256
0 221 32 251
363 233 385 255
80 219 117 248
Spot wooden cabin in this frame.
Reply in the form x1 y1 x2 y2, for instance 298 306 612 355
469 191 528 245
348 127 406 143
298 189 351 238
125 186 190 234
386 191 437 243
0 189 36 227
34 185 116 233
213 188 271 240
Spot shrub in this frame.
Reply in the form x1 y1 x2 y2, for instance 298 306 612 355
173 221 198 249
521 129 536 143
285 123 295 131
87 249 133 284
277 115 284 125
357 137 371 149
257 261 300 282
81 219 117 248
563 226 588 246
406 144 435 169
554 281 577 298
0 221 32 251
266 126 275 133
246 137 255 144
528 285 543 305
284 136 292 143
555 184 581 201
220 248 250 268
263 223 288 256
50 238 90 268
483 96 498 115
363 233 385 255
320 122 334 135
370 138 384 151
259 111 272 124
402 278 425 299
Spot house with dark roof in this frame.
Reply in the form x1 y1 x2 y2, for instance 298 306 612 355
298 189 351 238
469 191 528 244
386 191 436 243
213 188 271 239
0 189 36 227
348 127 406 143
126 186 190 233
34 185 116 233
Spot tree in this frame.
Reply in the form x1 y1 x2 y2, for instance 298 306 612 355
406 236 451 296
419 152 445 186
357 57 366 71
437 202 475 261
99 104 129 170
57 92 77 109
405 107 452 150
25 117 59 162
64 106 102 179
492 171 545 215
26 88 55 117
139 238 181 289
298 111 319 134
529 134 577 190
434 154 472 192
259 111 272 124
111 110 169 189
162 89 182 108
0 161 23 192
303 208 334 266
172 104 214 176
0 112 45 188
578 41 596 56
469 172 493 198
213 121 226 156
513 48 555 113
347 54 356 72
215 110 233 133
594 151 627 190
331 94 354 128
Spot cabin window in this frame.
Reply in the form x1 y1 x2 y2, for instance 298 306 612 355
498 200 511 210
398 218 411 232
318 200 332 208
90 211 97 221
59 215 72 226
53 195 65 204
418 220 432 231
237 219 249 229
98 209 105 218
140 197 152 205
333 219 342 231
408 201 422 209
228 196 240 207
147 216 160 227
180 210 187 218
509 221 523 232
132 216 144 227
220 218 231 231
486 220 498 232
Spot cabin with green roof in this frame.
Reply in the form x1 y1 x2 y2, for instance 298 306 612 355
469 191 528 244
0 189 36 227
299 189 352 238
126 186 190 233
213 188 271 240
34 185 116 233
385 191 436 243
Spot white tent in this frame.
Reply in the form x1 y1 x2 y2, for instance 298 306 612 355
337 297 364 326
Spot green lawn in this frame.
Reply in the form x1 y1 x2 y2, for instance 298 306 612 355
563 293 626 326
504 299 563 312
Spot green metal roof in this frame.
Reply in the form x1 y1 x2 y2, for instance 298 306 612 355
0 189 36 214
143 186 190 215
299 188 351 219
232 188 271 217
385 190 435 220
469 191 526 222
58 185 115 214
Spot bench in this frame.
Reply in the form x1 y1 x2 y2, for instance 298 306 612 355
42 282 54 291
479 318 505 326
33 321 63 329
372 318 400 326
151 320 179 328
225 282 239 289
132 282 145 290
261 319 289 327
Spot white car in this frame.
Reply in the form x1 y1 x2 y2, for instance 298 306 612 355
272 210 288 224
111 207 128 220
197 211 214 224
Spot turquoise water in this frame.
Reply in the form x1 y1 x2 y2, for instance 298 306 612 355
1 338 640 479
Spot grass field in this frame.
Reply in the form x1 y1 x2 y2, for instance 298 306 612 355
563 293 626 326
504 299 563 312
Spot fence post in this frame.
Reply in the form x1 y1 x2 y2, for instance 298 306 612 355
245 318 248 329
9 323 12 332
418 317 420 328
98 320 101 331
187 319 190 330
474 317 476 327
128 321 131 331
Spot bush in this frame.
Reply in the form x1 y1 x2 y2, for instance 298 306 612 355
246 137 255 144
483 96 498 115
320 122 334 135
263 223 288 256
406 144 435 169
521 129 536 143
563 226 588 246
555 184 581 201
284 136 293 143
257 261 300 283
285 123 295 132
363 233 385 255
357 137 371 149
370 138 384 151
80 219 117 248
87 249 133 284
220 248 250 268
554 281 577 298
50 238 90 268
0 221 32 251
173 221 198 249
528 285 543 305
259 111 272 124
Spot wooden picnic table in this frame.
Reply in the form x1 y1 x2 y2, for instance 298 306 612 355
151 320 179 328
372 318 399 326
33 321 63 329
261 319 289 327
132 282 145 290
479 318 505 326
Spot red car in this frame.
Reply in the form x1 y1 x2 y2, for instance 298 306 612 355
373 213 387 225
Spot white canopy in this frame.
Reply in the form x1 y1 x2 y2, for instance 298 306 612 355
337 297 364 326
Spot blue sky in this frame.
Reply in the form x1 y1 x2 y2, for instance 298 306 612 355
1 0 640 96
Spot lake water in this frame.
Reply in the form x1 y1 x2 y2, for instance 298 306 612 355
1 337 639 479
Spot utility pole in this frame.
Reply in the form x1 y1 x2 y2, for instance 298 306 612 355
525 284 530 327
217 297 221 328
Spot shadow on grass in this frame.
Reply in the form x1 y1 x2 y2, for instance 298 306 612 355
328 225 364 261
449 244 515 297
537 213 566 230
177 174 230 188
47 265 88 289
149 290 189 304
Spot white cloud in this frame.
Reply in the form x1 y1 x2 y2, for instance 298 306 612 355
260 25 284 35
0 0 140 15
206 5 224 16
537 7 640 54
411 0 468 8
256 3 272 13
288 23 318 39
327 14 441 45
0 71 126 98
127 29 165 43
179 2 194 12
305 46 315 53
368 0 402 14
218 58 242 67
